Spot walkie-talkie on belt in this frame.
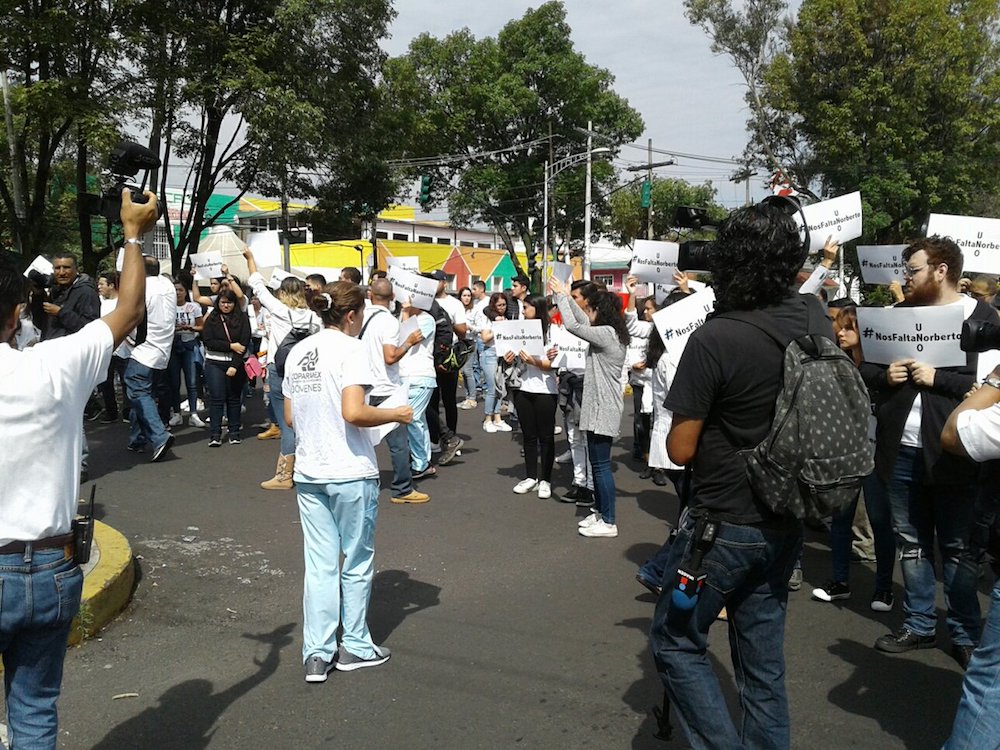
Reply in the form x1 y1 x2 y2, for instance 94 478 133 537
72 485 96 565
670 515 719 612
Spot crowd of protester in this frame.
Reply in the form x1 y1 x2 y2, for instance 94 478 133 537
6 196 1000 747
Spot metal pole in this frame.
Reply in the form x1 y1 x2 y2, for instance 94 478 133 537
542 160 549 283
583 120 593 280
1 70 26 253
647 138 654 241
280 173 291 272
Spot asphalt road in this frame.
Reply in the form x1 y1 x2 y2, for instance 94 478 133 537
21 395 984 749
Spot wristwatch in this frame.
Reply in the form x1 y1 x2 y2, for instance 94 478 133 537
982 375 1000 390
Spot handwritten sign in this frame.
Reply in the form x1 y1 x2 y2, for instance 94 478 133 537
856 305 966 367
548 260 575 286
387 266 437 311
550 324 588 371
652 287 716 365
798 191 863 252
856 245 908 285
385 255 420 271
630 240 680 283
23 255 54 279
268 267 303 290
190 252 224 281
926 213 1000 274
492 319 545 358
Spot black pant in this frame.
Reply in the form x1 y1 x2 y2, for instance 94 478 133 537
632 383 651 458
428 369 459 445
99 355 128 419
513 390 557 482
205 362 246 438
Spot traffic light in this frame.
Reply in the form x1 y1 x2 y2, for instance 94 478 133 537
419 175 431 206
527 250 538 278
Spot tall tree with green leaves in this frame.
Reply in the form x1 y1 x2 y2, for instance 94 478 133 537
608 177 728 246
382 1 644 267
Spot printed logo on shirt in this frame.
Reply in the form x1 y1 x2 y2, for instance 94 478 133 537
298 348 319 372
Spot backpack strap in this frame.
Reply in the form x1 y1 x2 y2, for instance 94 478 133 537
359 308 387 340
716 296 830 355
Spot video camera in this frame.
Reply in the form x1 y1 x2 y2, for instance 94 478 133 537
961 319 1000 353
79 141 161 223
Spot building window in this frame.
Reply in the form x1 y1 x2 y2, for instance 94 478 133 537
470 275 480 286
593 273 614 288
492 276 505 292
268 217 278 230
392 232 409 242
477 242 492 248
459 241 474 247
418 235 433 244
436 237 450 245
375 231 388 239
446 274 456 289
151 226 171 261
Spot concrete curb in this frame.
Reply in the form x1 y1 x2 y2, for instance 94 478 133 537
69 520 135 646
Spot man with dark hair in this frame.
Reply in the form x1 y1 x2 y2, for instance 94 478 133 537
864 235 996 667
340 267 362 285
305 273 327 292
41 252 101 341
125 255 177 462
427 270 466 464
509 274 529 319
0 190 157 748
650 199 824 748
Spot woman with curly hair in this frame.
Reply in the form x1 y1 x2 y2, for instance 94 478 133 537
549 276 628 538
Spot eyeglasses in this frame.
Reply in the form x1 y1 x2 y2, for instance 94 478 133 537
902 265 927 278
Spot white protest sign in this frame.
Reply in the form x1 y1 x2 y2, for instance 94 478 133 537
387 266 437 311
548 260 575 286
385 255 421 272
116 247 125 272
492 319 545 358
926 213 1000 274
190 251 224 281
629 240 679 283
856 245 909 286
652 287 716 365
653 278 706 304
856 306 966 367
550 325 588 371
366 384 408 446
23 255 53 278
268 267 301 290
798 191 863 251
626 324 651 366
799 264 833 296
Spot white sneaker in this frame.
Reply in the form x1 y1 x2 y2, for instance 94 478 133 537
537 481 552 499
189 413 207 428
513 478 539 494
494 421 512 432
555 450 573 464
554 425 563 435
578 511 601 528
168 412 183 427
579 519 618 538
483 421 497 433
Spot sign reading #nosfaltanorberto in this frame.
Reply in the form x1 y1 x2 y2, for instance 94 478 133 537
925 213 1000 274
798 192 863 252
385 255 420 271
651 287 716 365
856 245 909 285
630 240 679 283
387 266 437 311
856 305 966 367
550 325 588 370
492 319 545 358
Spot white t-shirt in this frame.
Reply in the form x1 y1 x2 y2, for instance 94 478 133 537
0 320 113 545
131 274 176 369
248 272 319 356
474 308 497 349
436 293 467 344
282 328 378 481
361 306 402 398
175 301 202 343
957 403 1000 462
520 359 558 394
397 313 436 382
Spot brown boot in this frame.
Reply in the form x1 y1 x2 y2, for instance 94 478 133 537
260 454 294 490
257 423 281 440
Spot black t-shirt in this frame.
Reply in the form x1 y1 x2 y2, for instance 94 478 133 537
665 292 831 523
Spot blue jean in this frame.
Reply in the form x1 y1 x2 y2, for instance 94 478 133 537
266 365 295 455
406 383 435 472
168 338 199 414
587 432 616 524
650 513 802 750
945 576 1000 749
829 474 895 590
480 347 499 416
205 363 245 439
638 470 690 587
125 359 170 450
296 477 380 662
884 446 981 645
461 341 480 398
0 548 83 750
371 393 412 496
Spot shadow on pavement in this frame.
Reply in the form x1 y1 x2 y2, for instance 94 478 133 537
826 638 963 750
90 622 295 750
368 569 442 645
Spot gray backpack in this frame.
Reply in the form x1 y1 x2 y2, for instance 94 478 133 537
718 305 874 521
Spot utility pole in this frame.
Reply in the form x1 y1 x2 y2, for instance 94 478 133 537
583 120 593 278
647 139 654 240
280 172 291 272
1 70 27 253
542 159 549 283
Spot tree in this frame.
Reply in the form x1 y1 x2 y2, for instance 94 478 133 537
607 177 728 246
381 1 644 269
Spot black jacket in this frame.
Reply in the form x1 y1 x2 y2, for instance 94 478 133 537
861 298 999 484
201 309 251 368
45 275 100 339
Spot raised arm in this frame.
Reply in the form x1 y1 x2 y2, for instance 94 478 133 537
102 190 158 346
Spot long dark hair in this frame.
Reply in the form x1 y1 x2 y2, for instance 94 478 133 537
486 292 508 321
709 201 806 313
589 290 630 346
523 294 550 341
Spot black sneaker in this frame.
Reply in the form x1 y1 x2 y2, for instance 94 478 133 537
304 655 333 683
100 413 118 424
636 572 662 597
639 466 653 480
209 436 222 448
335 645 390 672
437 438 464 466
151 434 175 462
563 485 583 500
126 442 146 453
870 590 894 612
652 469 668 487
875 627 936 654
575 490 594 508
228 435 242 445
951 643 975 671
811 581 851 602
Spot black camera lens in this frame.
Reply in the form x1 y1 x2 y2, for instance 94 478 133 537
961 319 1000 353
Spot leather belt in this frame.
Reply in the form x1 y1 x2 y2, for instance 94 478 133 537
0 533 75 555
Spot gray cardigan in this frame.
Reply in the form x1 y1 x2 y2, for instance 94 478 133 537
555 293 627 437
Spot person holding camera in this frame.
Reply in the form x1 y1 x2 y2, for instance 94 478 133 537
941 365 1000 747
39 252 101 342
0 189 157 749
862 237 997 667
